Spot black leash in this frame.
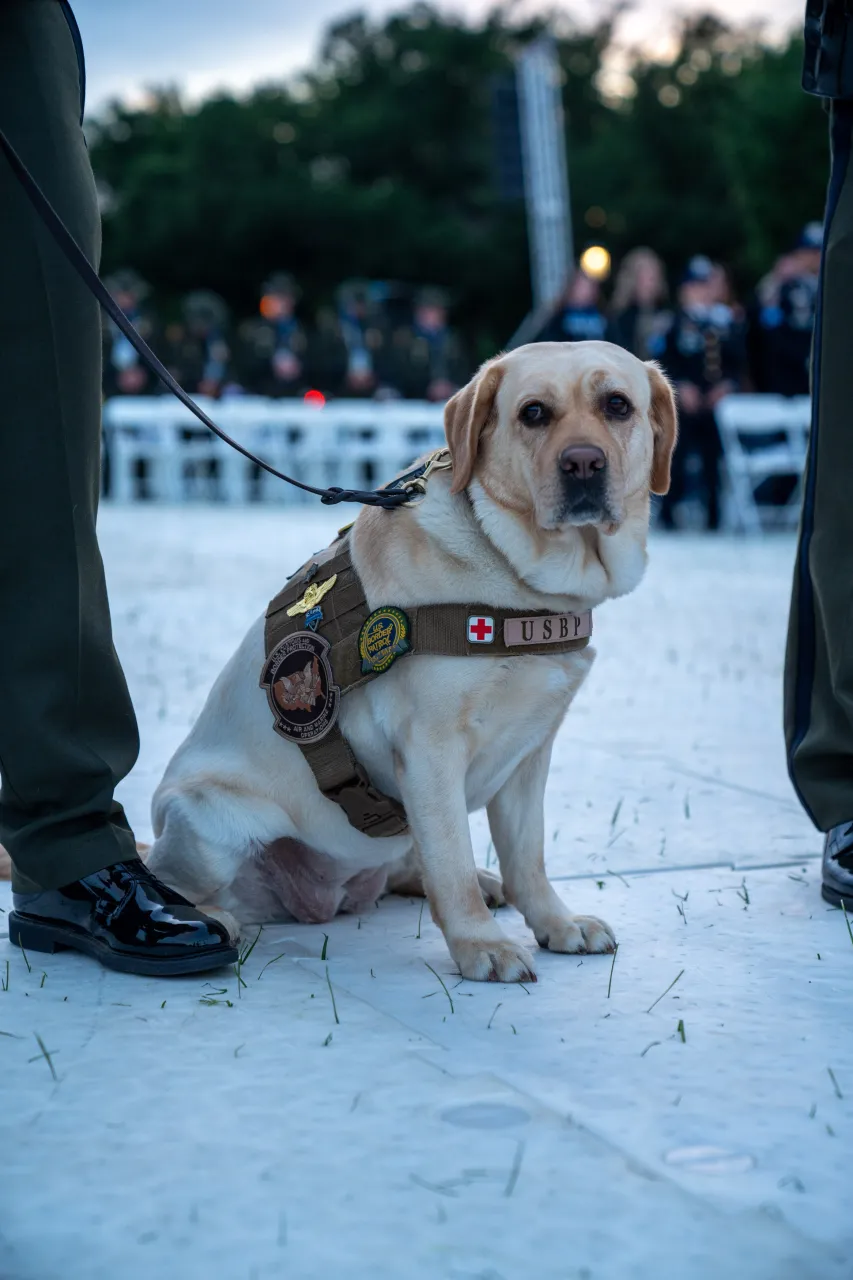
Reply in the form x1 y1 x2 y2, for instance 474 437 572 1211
0 127 416 510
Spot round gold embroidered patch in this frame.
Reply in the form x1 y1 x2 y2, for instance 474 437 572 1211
358 607 411 675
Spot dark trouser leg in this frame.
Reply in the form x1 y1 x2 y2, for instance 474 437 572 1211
0 1 140 892
785 101 853 830
696 408 722 531
659 409 692 528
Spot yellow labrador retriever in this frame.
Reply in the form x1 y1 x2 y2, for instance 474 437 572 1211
146 340 677 982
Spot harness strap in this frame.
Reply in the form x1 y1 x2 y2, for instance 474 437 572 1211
264 534 591 839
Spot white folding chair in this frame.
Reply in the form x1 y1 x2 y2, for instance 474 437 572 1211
715 394 810 534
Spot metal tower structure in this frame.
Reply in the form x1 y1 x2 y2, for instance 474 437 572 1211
515 38 574 313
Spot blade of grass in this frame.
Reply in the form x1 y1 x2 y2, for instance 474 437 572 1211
256 952 288 981
607 943 619 998
827 1067 843 1099
416 900 425 939
320 934 329 961
18 941 31 974
424 961 454 1014
325 965 340 1024
677 1019 686 1043
503 1140 525 1197
487 1002 502 1030
840 899 853 947
32 1032 57 1082
239 925 263 968
646 969 684 1014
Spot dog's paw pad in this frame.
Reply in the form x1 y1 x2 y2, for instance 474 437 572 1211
451 937 537 984
538 914 615 954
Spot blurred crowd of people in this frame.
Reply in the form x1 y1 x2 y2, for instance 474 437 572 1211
103 224 821 528
102 273 468 406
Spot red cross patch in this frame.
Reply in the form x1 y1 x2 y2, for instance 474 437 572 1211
467 615 495 644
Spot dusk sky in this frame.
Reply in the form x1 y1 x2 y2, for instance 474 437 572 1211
71 0 804 112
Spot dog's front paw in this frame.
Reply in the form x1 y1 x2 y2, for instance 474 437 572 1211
449 936 537 983
535 913 615 954
476 867 505 908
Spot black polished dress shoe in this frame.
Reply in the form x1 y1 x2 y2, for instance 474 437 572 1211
8 860 238 976
822 821 853 909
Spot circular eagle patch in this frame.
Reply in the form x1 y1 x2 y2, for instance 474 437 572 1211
260 632 340 743
358 607 411 675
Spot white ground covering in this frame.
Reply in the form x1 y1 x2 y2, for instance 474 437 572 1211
1 509 849 1280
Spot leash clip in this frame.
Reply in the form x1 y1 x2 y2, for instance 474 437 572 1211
398 448 453 505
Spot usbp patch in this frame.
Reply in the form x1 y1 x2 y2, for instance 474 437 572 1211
358 607 411 675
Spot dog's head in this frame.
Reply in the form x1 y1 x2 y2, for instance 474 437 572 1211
443 340 677 533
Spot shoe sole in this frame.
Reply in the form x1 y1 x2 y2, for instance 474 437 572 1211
8 912 238 977
820 883 852 910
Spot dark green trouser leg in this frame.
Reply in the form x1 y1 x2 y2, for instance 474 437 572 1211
785 101 853 830
0 1 140 892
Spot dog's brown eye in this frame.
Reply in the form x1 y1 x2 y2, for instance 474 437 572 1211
605 393 631 417
520 401 550 426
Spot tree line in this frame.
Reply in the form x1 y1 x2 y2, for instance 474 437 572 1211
89 5 827 363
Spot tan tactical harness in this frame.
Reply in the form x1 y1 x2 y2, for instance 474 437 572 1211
263 507 592 840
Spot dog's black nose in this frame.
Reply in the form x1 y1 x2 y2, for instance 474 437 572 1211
559 445 607 480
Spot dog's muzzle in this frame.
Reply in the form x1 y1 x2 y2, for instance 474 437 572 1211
556 445 610 523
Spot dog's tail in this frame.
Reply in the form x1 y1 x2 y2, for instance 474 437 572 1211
0 842 150 881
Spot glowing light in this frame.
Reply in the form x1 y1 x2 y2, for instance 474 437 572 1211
579 245 612 280
260 294 285 320
304 390 326 409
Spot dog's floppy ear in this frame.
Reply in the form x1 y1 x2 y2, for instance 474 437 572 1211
645 361 678 495
444 359 504 494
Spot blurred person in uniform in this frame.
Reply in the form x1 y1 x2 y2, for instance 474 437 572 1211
236 272 307 398
748 223 822 397
0 0 236 973
787 3 853 908
658 255 747 531
101 268 159 397
305 303 350 399
167 290 233 399
533 268 608 344
386 287 468 402
335 280 384 398
607 247 672 360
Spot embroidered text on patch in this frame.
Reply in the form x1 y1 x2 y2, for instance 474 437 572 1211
503 611 593 646
359 607 411 674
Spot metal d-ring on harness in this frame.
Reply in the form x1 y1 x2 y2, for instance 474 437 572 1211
0 125 425 511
